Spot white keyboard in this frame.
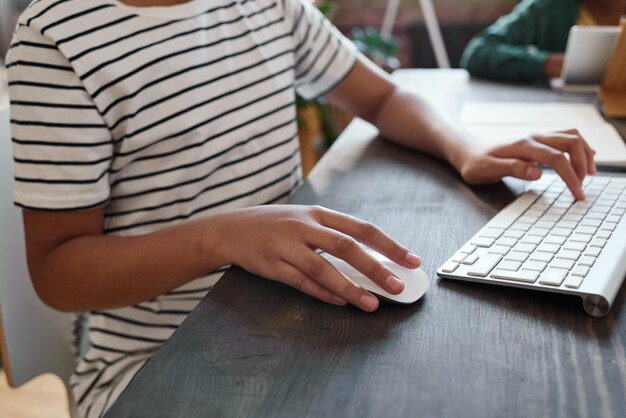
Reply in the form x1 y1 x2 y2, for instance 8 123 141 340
437 174 626 317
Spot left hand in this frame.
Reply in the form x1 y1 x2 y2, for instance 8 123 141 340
454 129 596 200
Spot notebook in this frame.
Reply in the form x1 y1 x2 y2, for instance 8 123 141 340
461 102 626 168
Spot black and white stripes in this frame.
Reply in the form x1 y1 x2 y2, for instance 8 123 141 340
6 0 356 416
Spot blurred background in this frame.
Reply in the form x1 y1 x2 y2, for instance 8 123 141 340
0 0 518 64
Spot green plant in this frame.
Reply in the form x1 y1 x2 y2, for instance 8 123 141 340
351 27 401 71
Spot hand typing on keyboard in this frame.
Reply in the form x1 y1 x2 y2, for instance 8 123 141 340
452 129 596 200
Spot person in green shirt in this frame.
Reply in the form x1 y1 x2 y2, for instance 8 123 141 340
460 0 626 81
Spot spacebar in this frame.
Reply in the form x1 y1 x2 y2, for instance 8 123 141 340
467 254 502 277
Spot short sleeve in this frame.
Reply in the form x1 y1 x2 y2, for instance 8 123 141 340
283 0 357 100
6 24 113 211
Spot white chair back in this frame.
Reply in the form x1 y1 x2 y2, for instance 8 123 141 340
0 107 77 390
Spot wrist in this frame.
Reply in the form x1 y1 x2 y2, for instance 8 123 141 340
444 137 471 173
194 212 234 268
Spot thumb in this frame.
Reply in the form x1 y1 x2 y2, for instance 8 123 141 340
489 157 542 181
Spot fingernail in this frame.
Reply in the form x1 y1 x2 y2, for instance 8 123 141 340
385 275 404 293
406 253 421 266
360 294 378 311
525 165 540 179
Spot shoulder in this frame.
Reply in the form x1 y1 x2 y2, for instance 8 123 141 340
17 0 126 39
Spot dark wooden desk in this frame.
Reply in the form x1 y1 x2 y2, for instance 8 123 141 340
105 70 626 418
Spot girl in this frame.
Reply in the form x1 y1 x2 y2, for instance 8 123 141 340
6 0 595 416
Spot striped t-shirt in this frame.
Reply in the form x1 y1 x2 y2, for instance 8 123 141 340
6 0 356 416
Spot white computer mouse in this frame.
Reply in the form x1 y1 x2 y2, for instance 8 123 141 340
320 248 429 304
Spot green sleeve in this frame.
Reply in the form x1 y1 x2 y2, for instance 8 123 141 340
460 0 561 81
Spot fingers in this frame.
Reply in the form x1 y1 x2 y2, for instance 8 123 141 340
312 206 421 269
554 129 597 175
272 261 347 306
492 138 586 200
308 226 405 295
480 156 543 183
532 130 596 179
290 246 380 312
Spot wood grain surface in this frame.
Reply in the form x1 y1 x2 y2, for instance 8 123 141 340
105 70 626 418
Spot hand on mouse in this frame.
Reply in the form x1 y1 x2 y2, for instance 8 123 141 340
215 205 421 312
452 129 596 200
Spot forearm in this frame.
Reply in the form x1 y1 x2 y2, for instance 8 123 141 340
27 213 229 312
371 86 469 171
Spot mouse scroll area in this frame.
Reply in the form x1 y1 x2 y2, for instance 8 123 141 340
319 249 429 304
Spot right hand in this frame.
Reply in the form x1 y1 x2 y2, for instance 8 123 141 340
216 205 421 312
543 53 564 78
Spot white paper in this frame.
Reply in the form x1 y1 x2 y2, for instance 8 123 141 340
461 102 626 167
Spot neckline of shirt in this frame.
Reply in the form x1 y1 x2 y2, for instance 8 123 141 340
107 0 209 20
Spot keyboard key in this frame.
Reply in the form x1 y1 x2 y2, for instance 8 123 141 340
491 269 539 283
470 237 495 248
570 233 592 243
581 218 602 227
575 226 597 235
544 235 566 245
535 220 556 229
523 261 547 272
460 244 477 254
578 256 596 267
590 238 607 248
461 253 479 265
539 268 568 286
564 275 585 289
562 240 586 252
562 214 583 222
594 205 613 212
441 261 459 273
451 252 468 263
571 266 590 277
556 220 578 229
606 215 622 223
488 245 510 255
584 247 601 257
551 228 573 237
520 235 542 245
556 249 581 261
568 208 587 215
585 212 605 221
601 222 617 231
506 251 529 262
480 227 505 239
496 237 518 247
498 260 522 271
530 251 553 263
467 254 503 277
596 230 611 239
511 222 532 232
536 243 560 253
517 215 538 224
541 214 561 222
527 227 550 237
525 209 545 217
503 229 525 239
550 259 575 270
514 243 537 253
